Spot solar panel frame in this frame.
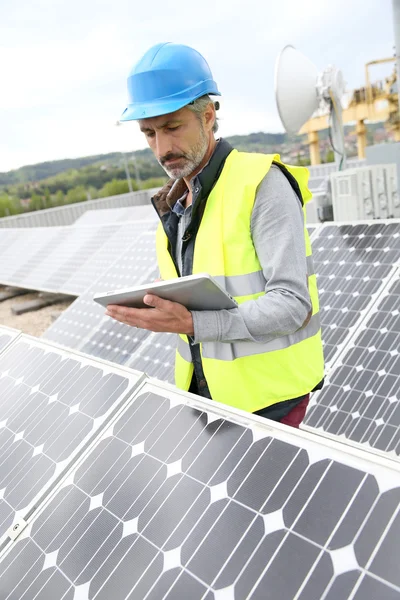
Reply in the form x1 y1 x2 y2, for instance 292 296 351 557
307 224 321 241
303 266 400 459
1 377 400 599
0 334 144 547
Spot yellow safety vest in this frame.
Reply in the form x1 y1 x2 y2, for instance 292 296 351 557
156 150 324 412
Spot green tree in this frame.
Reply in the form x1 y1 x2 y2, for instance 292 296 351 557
324 150 335 163
99 179 134 197
296 153 311 167
30 193 44 211
43 188 52 208
86 186 99 201
0 194 21 218
14 184 28 200
54 190 65 206
140 177 167 190
65 186 87 204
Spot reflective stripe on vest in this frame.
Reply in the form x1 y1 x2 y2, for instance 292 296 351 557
178 312 321 362
214 255 315 297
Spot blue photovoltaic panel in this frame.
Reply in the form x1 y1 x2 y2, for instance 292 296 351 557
312 221 400 366
304 269 400 456
1 380 399 599
0 336 139 543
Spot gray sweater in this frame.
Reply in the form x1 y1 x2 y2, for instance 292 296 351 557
174 164 312 345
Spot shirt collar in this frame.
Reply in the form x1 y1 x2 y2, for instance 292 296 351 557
151 138 233 219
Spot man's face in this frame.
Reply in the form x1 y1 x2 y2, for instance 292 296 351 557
138 107 209 180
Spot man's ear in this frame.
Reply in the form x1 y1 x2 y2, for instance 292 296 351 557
203 102 216 133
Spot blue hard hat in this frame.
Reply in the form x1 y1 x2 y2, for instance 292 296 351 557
120 42 221 121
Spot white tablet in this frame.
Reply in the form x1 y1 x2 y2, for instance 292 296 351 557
93 273 238 311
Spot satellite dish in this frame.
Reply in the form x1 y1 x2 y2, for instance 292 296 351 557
275 45 347 170
275 46 319 135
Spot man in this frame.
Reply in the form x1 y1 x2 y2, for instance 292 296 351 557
106 42 324 427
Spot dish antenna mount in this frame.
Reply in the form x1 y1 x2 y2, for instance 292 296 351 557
275 45 347 170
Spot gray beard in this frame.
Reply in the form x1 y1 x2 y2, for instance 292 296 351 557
160 129 209 180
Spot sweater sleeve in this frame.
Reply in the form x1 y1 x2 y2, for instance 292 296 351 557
191 164 312 344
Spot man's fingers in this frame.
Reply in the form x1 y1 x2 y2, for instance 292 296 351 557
106 304 141 322
143 294 173 310
105 305 142 328
106 304 162 330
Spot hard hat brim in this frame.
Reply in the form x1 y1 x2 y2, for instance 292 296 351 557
119 90 221 122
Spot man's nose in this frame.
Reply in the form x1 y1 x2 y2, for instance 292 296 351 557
155 133 172 160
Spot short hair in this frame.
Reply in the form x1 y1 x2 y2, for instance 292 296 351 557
187 94 219 133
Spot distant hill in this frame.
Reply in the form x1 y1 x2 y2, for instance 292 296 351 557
0 123 388 188
0 132 294 188
0 153 124 187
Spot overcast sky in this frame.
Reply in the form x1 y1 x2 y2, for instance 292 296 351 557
0 0 396 172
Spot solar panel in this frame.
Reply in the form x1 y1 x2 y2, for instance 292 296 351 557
0 230 21 259
61 221 157 296
74 205 157 226
1 378 400 599
128 332 176 383
304 268 400 456
0 227 64 287
0 326 20 355
312 220 400 367
0 224 148 296
0 335 141 544
44 231 158 365
37 225 121 293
